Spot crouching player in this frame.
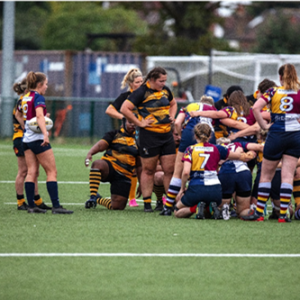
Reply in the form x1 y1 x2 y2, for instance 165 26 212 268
174 123 256 219
84 118 141 210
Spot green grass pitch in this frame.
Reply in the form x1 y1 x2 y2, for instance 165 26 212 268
0 138 299 300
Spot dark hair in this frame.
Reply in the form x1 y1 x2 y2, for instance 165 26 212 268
224 85 243 99
258 79 277 93
26 71 47 90
228 90 250 116
142 67 167 85
278 64 300 91
194 123 211 142
13 78 27 95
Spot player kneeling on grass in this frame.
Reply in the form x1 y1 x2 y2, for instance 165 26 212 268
85 118 141 210
174 123 256 219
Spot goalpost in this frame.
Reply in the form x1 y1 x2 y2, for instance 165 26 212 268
147 51 300 101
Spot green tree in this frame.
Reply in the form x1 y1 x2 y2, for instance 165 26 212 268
120 1 232 55
0 2 51 50
253 11 300 54
41 2 147 51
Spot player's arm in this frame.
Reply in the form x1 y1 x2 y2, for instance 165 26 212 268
174 112 185 138
121 100 154 128
36 107 49 146
85 139 109 167
253 98 272 130
169 99 177 123
15 110 24 130
245 142 264 153
220 118 249 130
105 104 123 120
179 161 191 194
189 109 227 119
228 122 260 141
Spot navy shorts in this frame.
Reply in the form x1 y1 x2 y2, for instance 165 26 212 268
264 131 300 160
252 169 281 200
13 138 24 157
23 140 51 155
181 184 222 207
102 160 132 198
218 170 252 198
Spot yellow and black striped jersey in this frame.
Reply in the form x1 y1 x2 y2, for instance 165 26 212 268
126 82 174 134
12 97 23 140
101 128 139 179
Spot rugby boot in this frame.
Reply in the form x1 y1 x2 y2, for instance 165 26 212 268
17 202 28 211
211 202 221 219
159 205 172 216
195 202 206 219
36 202 52 210
241 209 264 221
144 202 153 212
28 206 47 214
52 206 73 214
154 200 164 211
278 216 292 223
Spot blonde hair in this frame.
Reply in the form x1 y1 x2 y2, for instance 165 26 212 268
121 68 143 90
199 95 214 106
26 71 47 90
194 123 211 143
278 64 300 92
216 137 231 145
13 78 27 95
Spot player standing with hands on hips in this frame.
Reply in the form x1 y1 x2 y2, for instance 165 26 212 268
121 67 177 212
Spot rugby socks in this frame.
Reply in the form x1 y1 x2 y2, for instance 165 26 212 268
97 197 112 210
25 182 35 208
279 183 293 218
256 182 271 216
89 169 101 198
34 194 43 206
129 176 137 200
153 184 165 202
46 181 60 208
17 194 25 206
143 196 151 204
293 178 300 219
165 177 181 208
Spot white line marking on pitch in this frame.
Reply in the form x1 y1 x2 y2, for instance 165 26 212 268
0 253 299 257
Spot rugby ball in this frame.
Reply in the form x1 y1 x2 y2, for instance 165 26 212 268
27 116 53 133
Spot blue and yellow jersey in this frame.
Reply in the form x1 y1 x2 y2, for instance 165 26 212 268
101 128 139 179
12 97 24 140
262 86 300 132
126 82 174 134
182 142 229 186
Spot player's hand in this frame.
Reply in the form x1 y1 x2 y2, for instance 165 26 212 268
85 155 92 167
41 135 50 147
140 117 154 128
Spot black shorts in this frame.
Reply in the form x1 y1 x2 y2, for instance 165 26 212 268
13 138 24 157
102 160 132 198
23 140 52 155
138 128 176 158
